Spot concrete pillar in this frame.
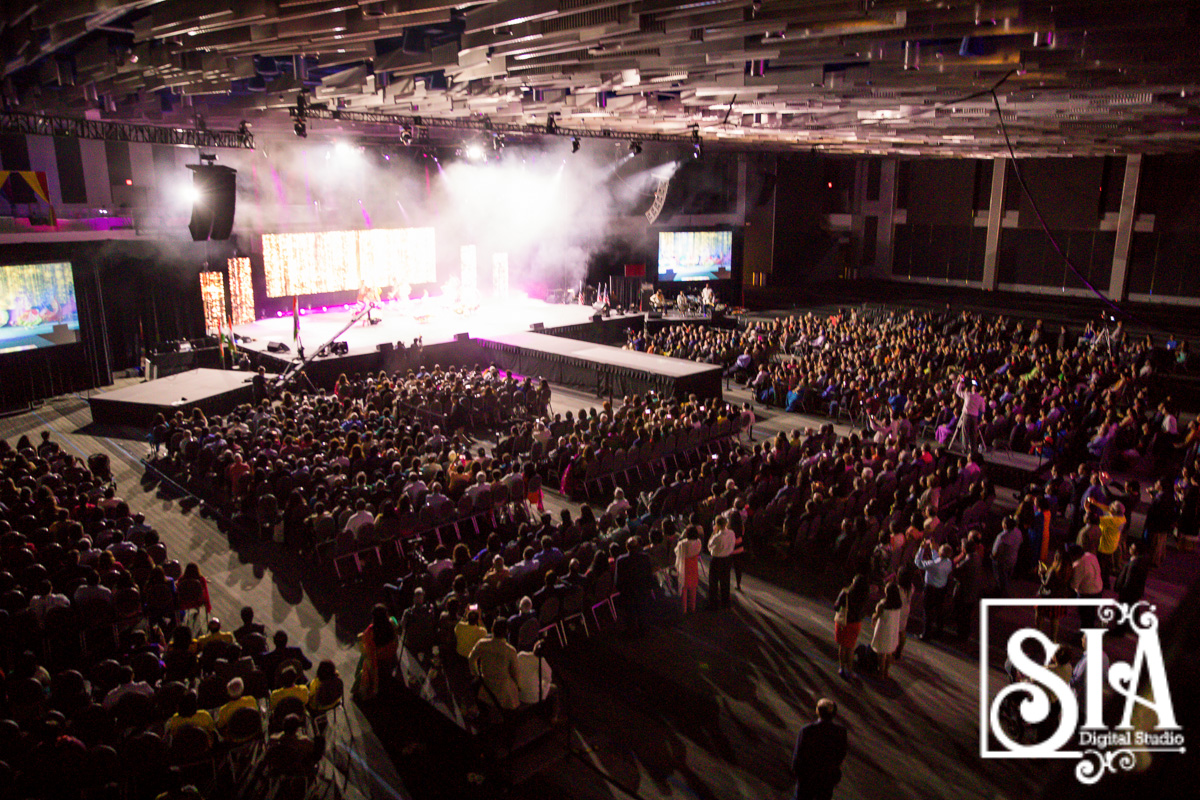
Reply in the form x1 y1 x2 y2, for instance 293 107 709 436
873 159 898 276
982 157 1007 290
1109 154 1142 302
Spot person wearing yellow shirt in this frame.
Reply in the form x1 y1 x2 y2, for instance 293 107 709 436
454 609 488 658
307 660 344 714
165 690 217 744
192 618 235 653
215 677 258 733
269 665 310 711
1087 497 1127 588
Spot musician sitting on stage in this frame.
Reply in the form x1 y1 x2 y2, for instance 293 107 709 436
651 289 667 311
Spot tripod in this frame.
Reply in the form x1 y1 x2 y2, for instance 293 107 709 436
949 412 979 454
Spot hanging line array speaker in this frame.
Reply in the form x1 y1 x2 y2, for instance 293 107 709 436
187 164 237 241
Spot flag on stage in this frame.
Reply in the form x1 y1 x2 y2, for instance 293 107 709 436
226 316 237 355
292 296 302 350
217 316 225 363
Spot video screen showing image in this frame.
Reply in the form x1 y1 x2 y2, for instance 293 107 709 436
0 261 80 354
658 230 733 282
263 228 436 298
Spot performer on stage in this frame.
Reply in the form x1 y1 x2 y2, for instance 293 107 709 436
651 289 667 312
356 282 381 324
700 284 715 313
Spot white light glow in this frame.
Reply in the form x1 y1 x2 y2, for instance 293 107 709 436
465 144 486 161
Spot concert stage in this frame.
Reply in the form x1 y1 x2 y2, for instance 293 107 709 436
88 368 266 426
229 297 719 399
233 296 606 360
479 331 723 400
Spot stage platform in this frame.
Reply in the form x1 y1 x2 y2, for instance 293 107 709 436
88 368 265 427
479 331 723 400
233 296 611 360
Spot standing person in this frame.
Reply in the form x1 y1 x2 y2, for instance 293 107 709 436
1143 479 1177 567
790 698 848 800
1113 540 1151 611
1035 548 1074 643
614 537 656 635
1087 497 1126 588
955 375 985 452
832 574 870 678
870 582 903 680
674 525 702 614
729 511 746 591
468 617 520 710
951 531 983 642
1069 544 1104 630
915 540 954 642
892 565 915 661
991 516 1023 597
707 516 735 610
354 604 398 702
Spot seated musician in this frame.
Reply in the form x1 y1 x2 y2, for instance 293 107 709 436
651 289 666 311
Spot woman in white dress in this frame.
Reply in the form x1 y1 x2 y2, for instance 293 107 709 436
893 564 915 661
871 581 904 679
674 526 703 613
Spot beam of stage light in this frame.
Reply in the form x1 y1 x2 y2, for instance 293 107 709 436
395 198 409 220
358 199 372 227
492 253 509 300
465 143 485 161
460 245 478 306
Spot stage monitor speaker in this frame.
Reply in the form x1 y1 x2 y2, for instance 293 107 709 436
591 314 602 323
454 332 470 342
187 164 237 241
647 311 662 320
377 342 394 353
331 341 349 356
530 322 544 331
266 341 290 353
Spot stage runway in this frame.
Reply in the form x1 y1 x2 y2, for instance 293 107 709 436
233 296 610 358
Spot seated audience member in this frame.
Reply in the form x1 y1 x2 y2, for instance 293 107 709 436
165 690 216 743
234 605 266 641
260 630 313 680
216 677 258 732
270 665 310 710
101 665 154 710
308 660 345 712
454 609 489 658
193 618 234 652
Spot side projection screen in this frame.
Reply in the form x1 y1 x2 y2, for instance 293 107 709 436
658 230 733 282
0 261 80 354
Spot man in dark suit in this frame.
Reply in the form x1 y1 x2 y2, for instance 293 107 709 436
791 698 848 800
1114 540 1151 607
613 536 655 636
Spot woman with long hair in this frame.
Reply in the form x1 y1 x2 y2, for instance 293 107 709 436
832 573 871 678
354 603 399 701
871 581 904 679
674 524 703 613
1035 547 1073 642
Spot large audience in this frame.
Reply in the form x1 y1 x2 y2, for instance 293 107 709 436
3 304 1198 799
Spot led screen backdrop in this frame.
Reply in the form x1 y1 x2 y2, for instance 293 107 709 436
658 230 734 281
0 261 80 354
263 228 436 298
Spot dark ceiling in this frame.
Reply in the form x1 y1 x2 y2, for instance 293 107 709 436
4 0 1200 156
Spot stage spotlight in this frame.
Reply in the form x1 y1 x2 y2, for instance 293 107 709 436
399 125 412 145
294 120 307 138
180 183 202 205
630 140 643 155
572 137 580 153
693 142 703 159
465 143 485 161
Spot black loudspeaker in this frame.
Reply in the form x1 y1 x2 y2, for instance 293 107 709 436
530 322 544 331
454 332 470 342
331 341 349 356
591 314 602 323
266 341 289 353
647 311 662 320
187 164 237 241
377 342 394 353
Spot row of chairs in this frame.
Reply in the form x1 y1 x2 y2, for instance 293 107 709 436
571 422 741 500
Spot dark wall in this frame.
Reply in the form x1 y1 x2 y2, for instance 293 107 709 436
1127 155 1200 299
770 153 841 285
894 158 987 281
